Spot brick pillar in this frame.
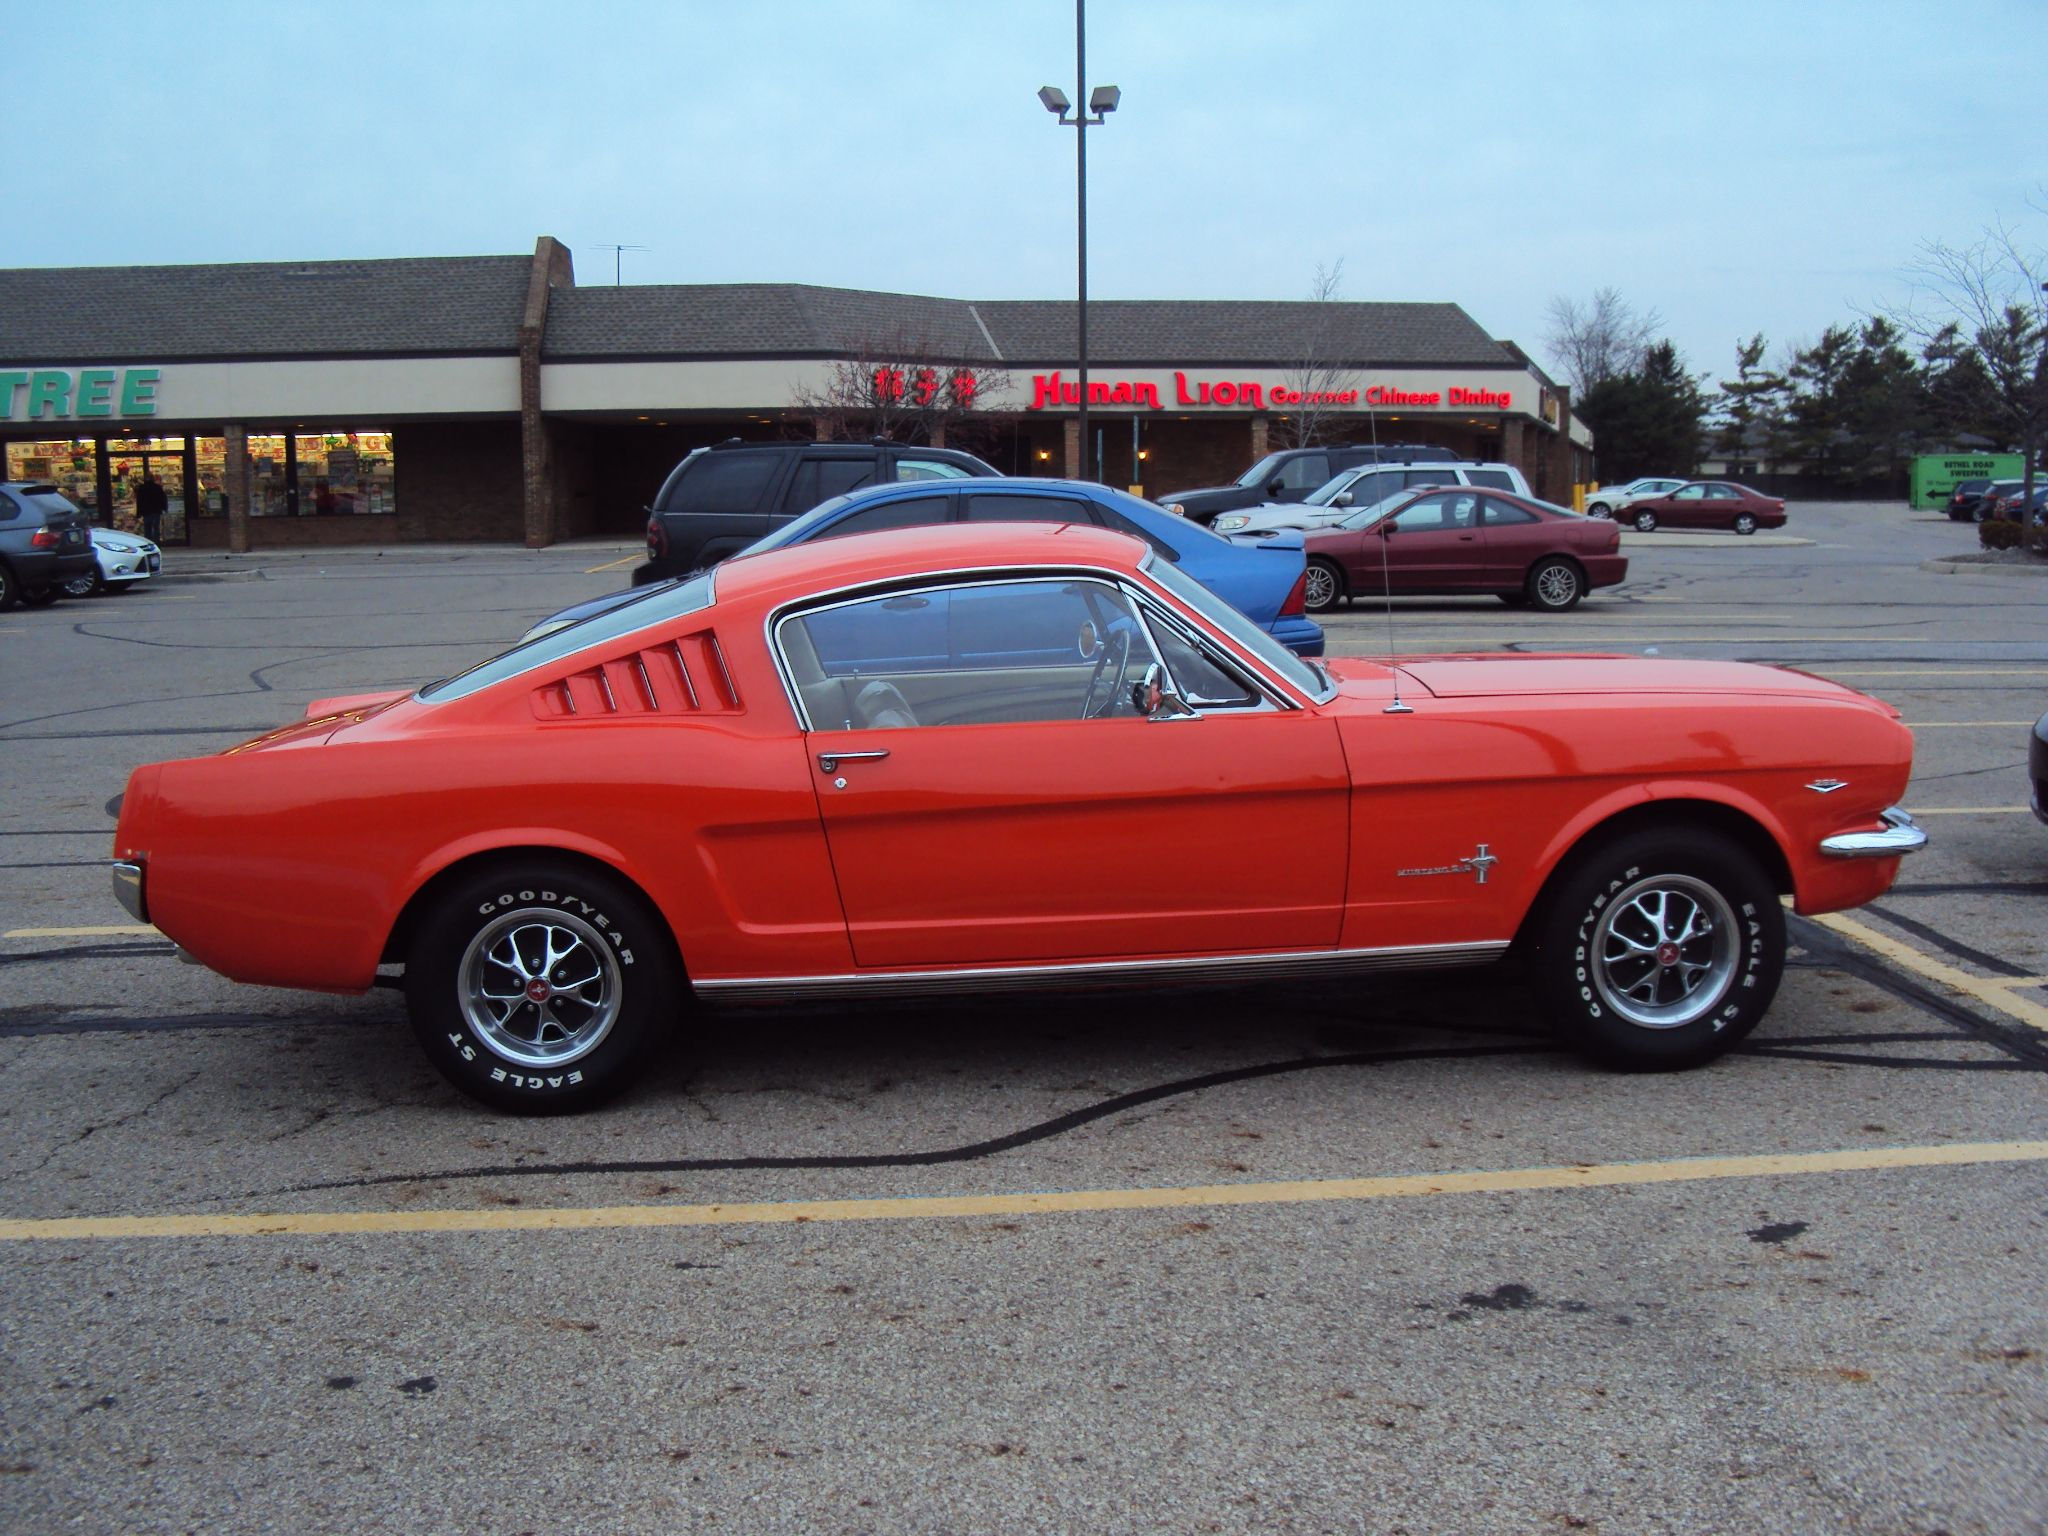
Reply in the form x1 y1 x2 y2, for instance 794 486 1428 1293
1549 386 1575 505
1062 416 1082 478
518 235 575 548
1250 415 1270 462
224 423 251 553
1500 417 1526 482
929 420 947 449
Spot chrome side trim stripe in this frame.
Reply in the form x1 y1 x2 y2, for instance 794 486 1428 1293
693 939 1511 1003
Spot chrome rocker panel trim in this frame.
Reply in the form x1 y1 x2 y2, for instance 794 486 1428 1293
111 860 147 923
693 939 1512 1003
1819 807 1927 860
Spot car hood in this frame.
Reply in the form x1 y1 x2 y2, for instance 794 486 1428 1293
92 529 154 551
1387 654 1898 710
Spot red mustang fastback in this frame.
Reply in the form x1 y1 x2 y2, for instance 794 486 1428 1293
111 523 1923 1113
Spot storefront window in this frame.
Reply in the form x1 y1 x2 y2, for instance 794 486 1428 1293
244 430 395 516
3 439 100 516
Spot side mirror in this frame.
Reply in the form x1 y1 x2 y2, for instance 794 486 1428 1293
1268 479 1286 497
1133 662 1197 721
1377 520 1396 537
1332 491 1353 507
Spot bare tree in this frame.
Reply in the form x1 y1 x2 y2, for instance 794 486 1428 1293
1893 203 2048 509
1270 259 1361 449
791 329 1010 450
1545 287 1664 393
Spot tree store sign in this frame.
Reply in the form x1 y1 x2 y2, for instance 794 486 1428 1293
1025 371 1512 412
0 367 161 420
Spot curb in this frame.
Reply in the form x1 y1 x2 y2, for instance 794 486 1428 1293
1923 557 2048 577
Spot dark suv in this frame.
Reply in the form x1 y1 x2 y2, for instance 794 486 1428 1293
0 482 96 609
1168 444 1472 525
636 440 1001 582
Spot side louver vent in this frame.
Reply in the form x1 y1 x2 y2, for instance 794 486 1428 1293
532 631 740 720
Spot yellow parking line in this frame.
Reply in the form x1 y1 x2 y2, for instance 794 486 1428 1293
1896 807 2033 816
1807 910 2048 1034
2 1140 2042 1243
3 924 157 939
583 555 638 574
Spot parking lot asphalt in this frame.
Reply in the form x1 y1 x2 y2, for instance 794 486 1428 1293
2 501 2044 1534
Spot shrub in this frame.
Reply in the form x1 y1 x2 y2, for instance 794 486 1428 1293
1979 517 2022 551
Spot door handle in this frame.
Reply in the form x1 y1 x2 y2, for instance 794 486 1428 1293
818 749 890 773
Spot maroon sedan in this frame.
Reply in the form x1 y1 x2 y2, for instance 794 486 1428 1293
1624 481 1786 534
1301 486 1626 613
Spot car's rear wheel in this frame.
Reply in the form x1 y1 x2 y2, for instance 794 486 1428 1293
405 859 680 1114
1733 512 1758 535
1532 827 1782 1071
1303 557 1345 613
1633 509 1658 532
0 564 16 611
1587 501 1611 517
1526 558 1585 612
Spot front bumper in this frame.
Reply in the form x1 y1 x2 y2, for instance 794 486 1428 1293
112 859 148 922
1819 807 1927 859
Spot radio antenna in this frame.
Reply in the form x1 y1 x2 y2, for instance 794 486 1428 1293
1367 391 1412 714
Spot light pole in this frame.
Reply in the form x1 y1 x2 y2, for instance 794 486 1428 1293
1038 2 1118 482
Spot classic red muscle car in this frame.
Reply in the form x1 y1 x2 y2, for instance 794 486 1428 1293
111 523 1923 1113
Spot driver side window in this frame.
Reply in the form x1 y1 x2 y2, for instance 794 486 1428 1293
1673 485 1707 500
780 577 1163 730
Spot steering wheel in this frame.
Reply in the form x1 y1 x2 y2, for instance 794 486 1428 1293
1079 628 1134 719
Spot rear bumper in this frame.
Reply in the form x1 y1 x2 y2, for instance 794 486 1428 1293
1268 615 1325 657
112 860 148 922
1583 554 1629 588
1819 807 1927 859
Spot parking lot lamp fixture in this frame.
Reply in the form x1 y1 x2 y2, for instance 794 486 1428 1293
1038 0 1117 480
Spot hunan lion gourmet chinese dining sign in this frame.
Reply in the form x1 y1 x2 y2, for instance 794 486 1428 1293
1023 371 1512 412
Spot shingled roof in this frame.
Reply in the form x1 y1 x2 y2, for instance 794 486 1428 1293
0 256 532 362
1 255 1515 370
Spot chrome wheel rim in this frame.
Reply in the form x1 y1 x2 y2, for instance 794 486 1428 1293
1590 874 1738 1029
1534 564 1577 607
458 907 623 1068
1304 564 1337 610
1636 512 1656 531
1734 514 1756 534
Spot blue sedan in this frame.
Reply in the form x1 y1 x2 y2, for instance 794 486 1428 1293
534 479 1323 657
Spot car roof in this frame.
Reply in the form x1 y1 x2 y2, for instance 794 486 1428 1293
712 520 1147 609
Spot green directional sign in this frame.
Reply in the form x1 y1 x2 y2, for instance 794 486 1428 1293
0 368 161 420
1909 452 2022 508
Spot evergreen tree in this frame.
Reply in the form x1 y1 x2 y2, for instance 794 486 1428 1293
1715 333 1785 464
1836 318 1924 490
1784 326 1858 480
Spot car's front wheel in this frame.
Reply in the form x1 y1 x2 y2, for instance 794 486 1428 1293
1633 509 1658 532
1733 512 1758 535
1302 557 1345 613
405 859 680 1114
62 567 105 598
1531 827 1783 1071
1526 558 1585 612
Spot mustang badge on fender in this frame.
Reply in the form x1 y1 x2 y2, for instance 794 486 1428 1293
1398 844 1500 884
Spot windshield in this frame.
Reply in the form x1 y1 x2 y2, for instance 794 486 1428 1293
418 573 716 702
1303 468 1368 507
1234 453 1287 489
1140 553 1329 700
1336 492 1415 530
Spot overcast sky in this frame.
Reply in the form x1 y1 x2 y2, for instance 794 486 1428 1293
14 0 2040 386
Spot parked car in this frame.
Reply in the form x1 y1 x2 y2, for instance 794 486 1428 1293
1166 443 1472 525
0 481 97 609
61 526 161 597
112 520 1924 1113
1973 480 2026 522
1584 477 1687 517
1211 461 1532 535
1300 486 1625 613
2031 708 2047 826
1622 482 1786 534
636 439 1001 583
534 477 1324 656
1944 478 1994 521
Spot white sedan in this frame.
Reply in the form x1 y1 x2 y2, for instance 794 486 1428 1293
1584 477 1685 517
61 527 161 596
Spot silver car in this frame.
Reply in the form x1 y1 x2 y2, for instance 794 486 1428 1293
1212 461 1529 537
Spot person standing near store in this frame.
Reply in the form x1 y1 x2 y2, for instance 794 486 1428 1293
136 472 167 542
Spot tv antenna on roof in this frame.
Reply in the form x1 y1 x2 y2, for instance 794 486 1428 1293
1365 373 1412 714
600 244 649 286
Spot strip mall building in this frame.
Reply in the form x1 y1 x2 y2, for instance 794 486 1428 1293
0 238 1590 549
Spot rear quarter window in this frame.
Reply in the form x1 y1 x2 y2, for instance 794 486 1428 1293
1466 470 1515 491
663 453 780 514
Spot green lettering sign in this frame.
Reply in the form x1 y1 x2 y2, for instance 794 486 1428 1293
119 368 160 416
74 368 116 417
26 370 72 419
0 371 25 419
